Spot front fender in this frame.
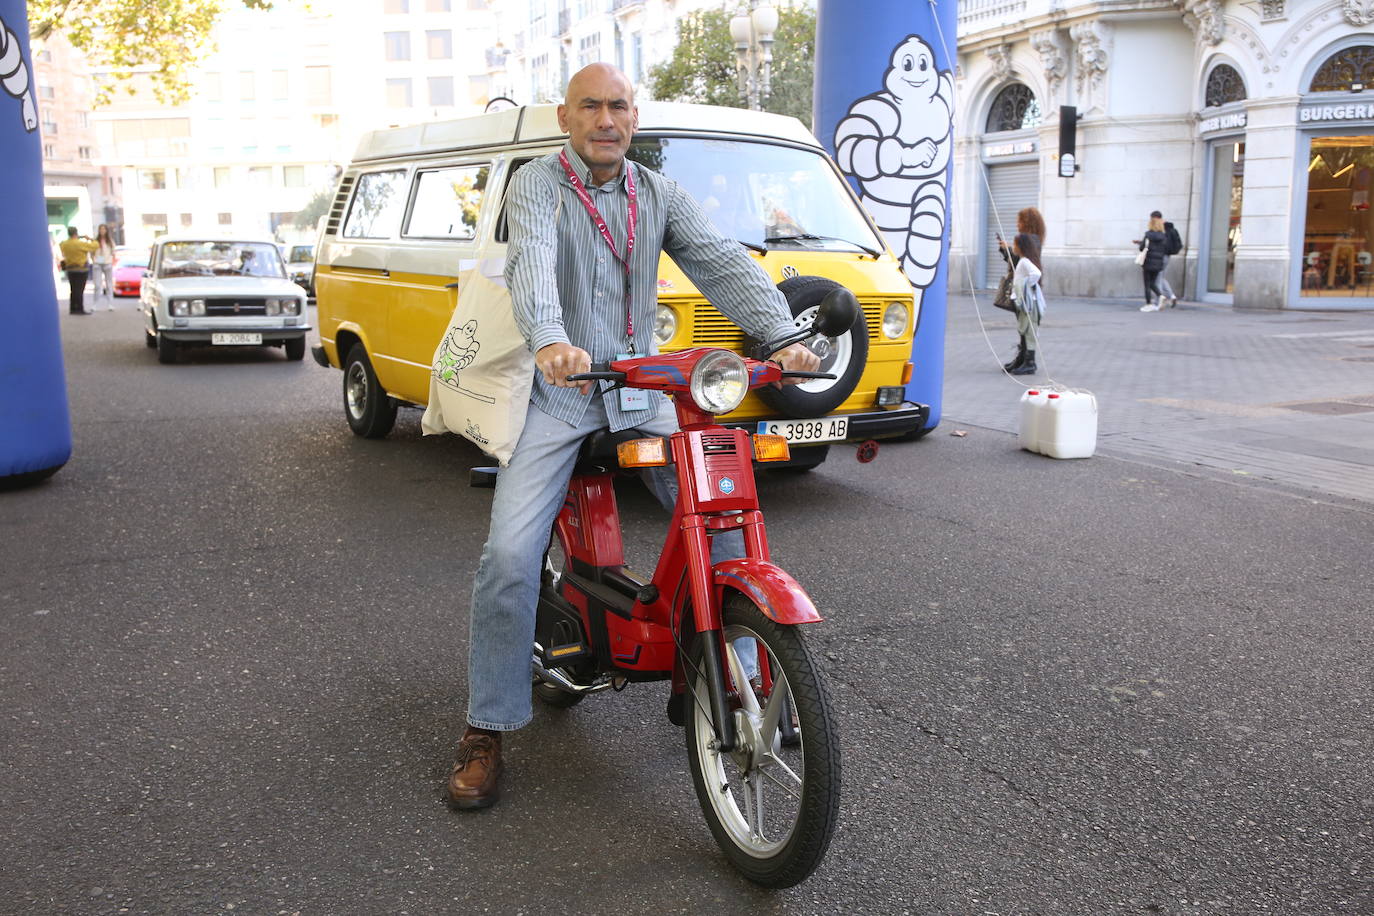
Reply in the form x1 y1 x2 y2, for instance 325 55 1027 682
713 558 823 625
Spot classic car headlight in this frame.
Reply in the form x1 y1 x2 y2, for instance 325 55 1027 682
689 350 748 415
170 298 188 317
882 301 910 339
266 298 281 316
654 304 678 345
284 298 301 316
190 299 205 317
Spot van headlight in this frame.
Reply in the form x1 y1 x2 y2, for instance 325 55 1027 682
882 302 910 339
689 350 748 415
654 304 678 345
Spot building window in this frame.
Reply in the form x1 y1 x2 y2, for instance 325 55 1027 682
427 29 452 60
305 66 332 106
985 84 1041 132
142 213 168 237
77 111 90 128
1300 135 1373 298
1310 46 1374 93
468 75 489 105
214 167 231 187
37 79 54 100
405 165 489 239
630 33 642 83
578 33 601 68
204 73 222 101
1205 141 1245 295
283 165 306 187
427 0 451 9
41 116 57 135
248 166 272 187
385 31 411 61
180 213 193 228
240 71 256 100
36 48 52 62
140 169 167 190
218 212 232 226
272 70 288 100
42 143 55 158
386 78 413 108
78 146 93 160
343 169 409 239
385 0 409 11
429 76 455 107
1204 64 1246 108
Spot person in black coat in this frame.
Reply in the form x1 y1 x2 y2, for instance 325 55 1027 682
1134 214 1170 311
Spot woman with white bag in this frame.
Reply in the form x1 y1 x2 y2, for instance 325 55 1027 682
1134 213 1170 311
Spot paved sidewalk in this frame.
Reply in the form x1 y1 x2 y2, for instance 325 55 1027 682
941 293 1374 504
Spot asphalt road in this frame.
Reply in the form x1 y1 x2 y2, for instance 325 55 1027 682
3 304 1372 914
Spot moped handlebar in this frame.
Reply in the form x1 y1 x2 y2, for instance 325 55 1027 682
780 370 836 380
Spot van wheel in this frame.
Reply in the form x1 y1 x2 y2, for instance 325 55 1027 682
754 277 867 419
156 333 178 364
343 343 397 438
284 338 306 361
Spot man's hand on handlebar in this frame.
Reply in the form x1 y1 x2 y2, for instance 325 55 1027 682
536 342 594 395
773 342 821 387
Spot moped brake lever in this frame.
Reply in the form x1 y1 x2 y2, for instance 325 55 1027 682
779 370 837 380
565 371 627 382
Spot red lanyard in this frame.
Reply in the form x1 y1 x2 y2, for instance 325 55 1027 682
559 149 638 350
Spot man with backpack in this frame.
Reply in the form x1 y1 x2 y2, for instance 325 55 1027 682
1154 210 1184 307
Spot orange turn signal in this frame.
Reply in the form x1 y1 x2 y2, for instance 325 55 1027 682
617 437 668 468
752 434 791 462
901 361 914 385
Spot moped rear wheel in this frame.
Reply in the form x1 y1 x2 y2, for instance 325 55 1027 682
684 594 840 888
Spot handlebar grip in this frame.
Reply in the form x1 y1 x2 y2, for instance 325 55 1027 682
780 371 837 380
566 371 625 382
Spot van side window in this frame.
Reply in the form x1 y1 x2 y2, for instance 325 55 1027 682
342 169 408 239
404 165 490 239
494 157 539 243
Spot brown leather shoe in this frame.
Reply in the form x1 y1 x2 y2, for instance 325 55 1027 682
446 727 502 810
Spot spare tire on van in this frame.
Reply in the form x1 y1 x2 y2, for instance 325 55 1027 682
752 276 868 419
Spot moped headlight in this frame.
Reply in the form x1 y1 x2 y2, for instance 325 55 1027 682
170 299 188 317
882 301 909 339
689 349 748 415
654 304 677 345
190 299 206 316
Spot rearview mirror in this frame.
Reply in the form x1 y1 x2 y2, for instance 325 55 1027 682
813 288 859 338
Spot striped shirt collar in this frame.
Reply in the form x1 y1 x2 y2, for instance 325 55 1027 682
560 140 629 190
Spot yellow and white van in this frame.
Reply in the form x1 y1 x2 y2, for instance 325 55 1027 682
312 102 927 470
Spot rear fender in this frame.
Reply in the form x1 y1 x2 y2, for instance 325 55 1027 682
713 558 822 625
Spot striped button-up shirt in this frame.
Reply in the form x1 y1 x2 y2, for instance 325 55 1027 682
505 141 797 432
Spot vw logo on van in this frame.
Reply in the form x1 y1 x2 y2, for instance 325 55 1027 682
781 265 799 279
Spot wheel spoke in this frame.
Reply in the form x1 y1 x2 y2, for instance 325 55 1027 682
725 640 760 717
761 753 804 794
751 774 768 842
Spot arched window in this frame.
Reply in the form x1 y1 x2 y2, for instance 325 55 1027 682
1204 64 1246 108
985 84 1041 133
1309 45 1374 92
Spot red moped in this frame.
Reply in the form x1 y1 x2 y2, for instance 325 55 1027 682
471 291 856 887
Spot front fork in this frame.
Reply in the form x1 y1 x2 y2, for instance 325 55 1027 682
681 516 738 752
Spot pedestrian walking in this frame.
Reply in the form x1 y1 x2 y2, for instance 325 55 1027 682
90 224 117 309
58 226 99 316
1008 232 1045 376
997 206 1046 370
1134 214 1170 311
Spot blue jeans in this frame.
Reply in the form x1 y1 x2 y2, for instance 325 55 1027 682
466 394 745 731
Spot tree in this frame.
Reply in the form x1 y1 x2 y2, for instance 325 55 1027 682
293 187 333 232
647 5 816 127
28 0 273 105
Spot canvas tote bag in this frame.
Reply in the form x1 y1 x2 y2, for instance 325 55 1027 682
420 255 534 466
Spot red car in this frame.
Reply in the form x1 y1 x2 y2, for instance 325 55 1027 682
113 248 149 298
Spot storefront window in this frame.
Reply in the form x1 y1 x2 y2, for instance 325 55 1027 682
1207 141 1244 294
1300 135 1374 297
985 84 1041 133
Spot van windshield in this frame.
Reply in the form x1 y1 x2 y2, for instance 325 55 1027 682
157 241 287 279
627 137 883 255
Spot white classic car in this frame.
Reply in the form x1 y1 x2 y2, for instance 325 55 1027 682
140 237 311 364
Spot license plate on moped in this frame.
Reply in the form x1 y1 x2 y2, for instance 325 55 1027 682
756 416 849 444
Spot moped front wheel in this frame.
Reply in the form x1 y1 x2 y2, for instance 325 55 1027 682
684 594 840 888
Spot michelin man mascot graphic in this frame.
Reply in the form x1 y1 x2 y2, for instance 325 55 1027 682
834 35 953 324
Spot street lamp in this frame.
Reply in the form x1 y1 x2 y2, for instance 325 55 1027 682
729 0 778 111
